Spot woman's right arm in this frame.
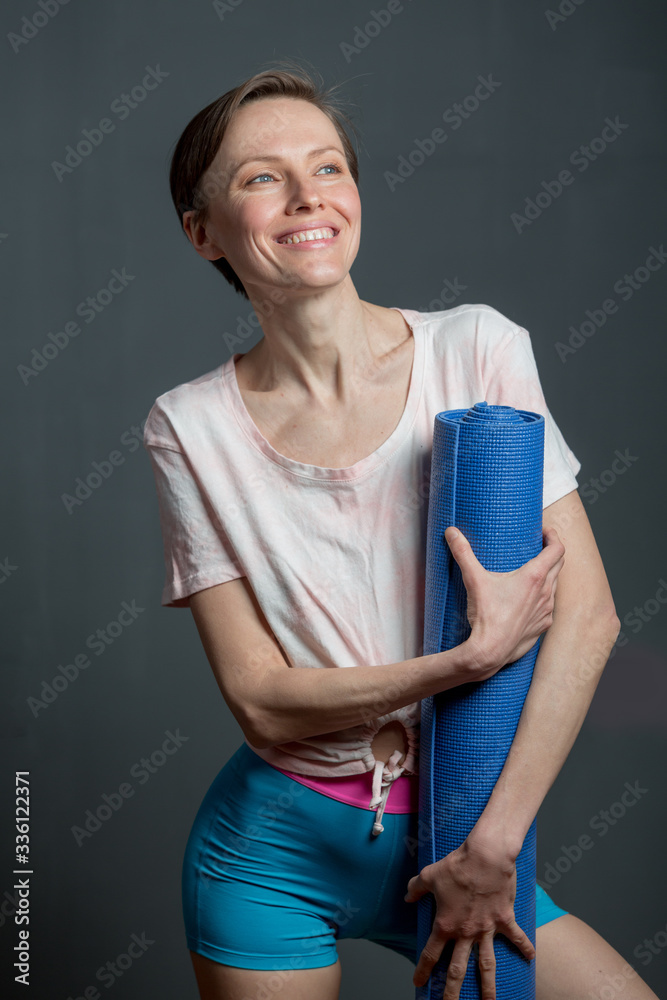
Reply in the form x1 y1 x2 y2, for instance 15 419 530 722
188 526 565 750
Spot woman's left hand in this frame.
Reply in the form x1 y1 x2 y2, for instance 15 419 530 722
404 835 536 998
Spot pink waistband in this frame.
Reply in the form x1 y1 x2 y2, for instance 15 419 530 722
272 764 420 813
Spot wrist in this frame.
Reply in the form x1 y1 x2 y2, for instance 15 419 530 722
465 818 524 865
457 635 495 679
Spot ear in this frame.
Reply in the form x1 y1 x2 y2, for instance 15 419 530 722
182 210 226 262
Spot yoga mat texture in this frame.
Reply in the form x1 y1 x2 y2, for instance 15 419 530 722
417 401 545 1000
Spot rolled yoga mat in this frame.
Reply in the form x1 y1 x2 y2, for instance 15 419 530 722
416 401 545 1000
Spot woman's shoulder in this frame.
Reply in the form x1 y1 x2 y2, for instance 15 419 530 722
143 361 226 450
401 302 525 358
406 301 520 335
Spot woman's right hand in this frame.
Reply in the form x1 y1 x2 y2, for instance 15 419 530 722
444 524 565 680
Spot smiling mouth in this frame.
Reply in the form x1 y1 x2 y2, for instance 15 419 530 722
275 227 339 245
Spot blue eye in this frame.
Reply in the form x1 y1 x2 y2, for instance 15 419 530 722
247 162 342 185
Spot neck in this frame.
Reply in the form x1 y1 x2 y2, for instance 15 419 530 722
238 277 399 405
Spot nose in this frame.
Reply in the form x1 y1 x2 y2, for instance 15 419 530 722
284 171 324 212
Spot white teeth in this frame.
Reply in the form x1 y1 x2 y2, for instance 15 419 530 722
277 227 336 244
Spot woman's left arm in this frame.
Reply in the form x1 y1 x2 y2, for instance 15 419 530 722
467 487 621 859
407 488 622 996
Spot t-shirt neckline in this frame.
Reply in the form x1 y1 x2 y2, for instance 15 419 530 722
222 306 424 481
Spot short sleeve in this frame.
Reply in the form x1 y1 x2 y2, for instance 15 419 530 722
144 405 244 608
483 325 581 509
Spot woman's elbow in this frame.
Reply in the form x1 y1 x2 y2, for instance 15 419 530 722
590 607 622 680
555 601 621 661
580 605 622 669
244 724 278 752
606 610 622 642
592 600 621 643
240 705 276 751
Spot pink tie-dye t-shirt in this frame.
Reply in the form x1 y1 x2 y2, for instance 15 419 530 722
143 303 581 780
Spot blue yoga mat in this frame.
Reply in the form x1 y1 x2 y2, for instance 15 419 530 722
417 401 545 1000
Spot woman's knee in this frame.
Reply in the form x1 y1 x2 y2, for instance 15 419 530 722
189 949 343 1000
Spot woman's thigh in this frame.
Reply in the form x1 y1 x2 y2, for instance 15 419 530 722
535 913 660 1000
188 950 342 1000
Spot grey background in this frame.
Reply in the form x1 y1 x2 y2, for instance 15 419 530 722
2 0 666 997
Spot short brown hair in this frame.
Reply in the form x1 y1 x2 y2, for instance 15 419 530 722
169 59 361 300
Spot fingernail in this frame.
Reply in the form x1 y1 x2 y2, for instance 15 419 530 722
447 527 459 540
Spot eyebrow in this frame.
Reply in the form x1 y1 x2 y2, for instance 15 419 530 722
229 146 344 178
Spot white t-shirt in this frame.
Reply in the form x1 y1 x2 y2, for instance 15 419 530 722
143 303 581 779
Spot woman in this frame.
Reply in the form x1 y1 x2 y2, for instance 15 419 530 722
144 65 657 1000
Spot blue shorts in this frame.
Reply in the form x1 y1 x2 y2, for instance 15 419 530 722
182 742 568 971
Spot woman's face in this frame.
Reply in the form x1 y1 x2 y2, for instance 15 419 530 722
187 96 361 301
